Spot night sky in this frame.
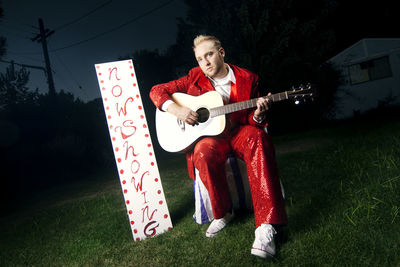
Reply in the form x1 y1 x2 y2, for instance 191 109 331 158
0 0 187 101
1 0 399 102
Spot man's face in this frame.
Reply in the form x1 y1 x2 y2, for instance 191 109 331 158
194 40 226 79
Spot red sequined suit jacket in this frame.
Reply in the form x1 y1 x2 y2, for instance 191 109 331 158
150 64 268 179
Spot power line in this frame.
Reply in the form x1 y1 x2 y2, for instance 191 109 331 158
47 43 89 99
1 18 37 31
50 44 84 91
54 0 113 32
0 23 35 36
50 0 175 52
0 59 46 72
0 25 31 39
3 0 176 55
6 49 42 56
1 1 112 46
3 53 44 64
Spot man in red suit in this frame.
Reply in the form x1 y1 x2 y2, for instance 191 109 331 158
150 35 287 258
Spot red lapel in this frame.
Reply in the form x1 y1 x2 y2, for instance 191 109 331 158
229 65 251 103
228 65 253 125
196 74 215 94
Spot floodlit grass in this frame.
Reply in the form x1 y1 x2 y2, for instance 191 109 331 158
1 119 399 266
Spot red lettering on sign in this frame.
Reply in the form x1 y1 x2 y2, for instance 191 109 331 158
124 141 138 160
115 120 136 139
142 205 158 222
111 85 123 97
97 60 172 240
109 67 121 81
130 160 140 174
116 97 134 116
142 191 149 204
144 221 159 237
131 171 149 192
131 175 143 192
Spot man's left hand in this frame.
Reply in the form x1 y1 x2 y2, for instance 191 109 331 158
254 93 272 119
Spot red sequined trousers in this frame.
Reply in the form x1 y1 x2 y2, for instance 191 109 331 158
193 125 287 227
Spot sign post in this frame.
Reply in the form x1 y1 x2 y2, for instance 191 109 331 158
95 59 172 241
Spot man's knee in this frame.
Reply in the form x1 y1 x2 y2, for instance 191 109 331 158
194 138 228 164
239 126 275 156
243 126 268 144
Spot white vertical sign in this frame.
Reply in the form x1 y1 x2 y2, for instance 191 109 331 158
95 59 172 241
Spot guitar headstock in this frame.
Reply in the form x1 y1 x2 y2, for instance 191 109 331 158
287 83 316 105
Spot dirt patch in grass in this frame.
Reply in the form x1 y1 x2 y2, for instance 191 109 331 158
275 137 333 155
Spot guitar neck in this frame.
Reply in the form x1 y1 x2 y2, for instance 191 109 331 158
210 91 289 117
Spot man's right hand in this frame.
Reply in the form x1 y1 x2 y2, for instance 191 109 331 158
167 103 199 125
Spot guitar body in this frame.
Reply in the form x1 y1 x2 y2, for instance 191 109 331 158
156 91 226 153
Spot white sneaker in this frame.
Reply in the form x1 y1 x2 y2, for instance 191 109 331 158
205 211 234 238
251 224 277 258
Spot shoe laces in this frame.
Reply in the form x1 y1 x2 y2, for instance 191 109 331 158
213 212 232 227
259 224 277 243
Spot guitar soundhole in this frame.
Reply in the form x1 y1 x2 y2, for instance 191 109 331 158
196 108 210 123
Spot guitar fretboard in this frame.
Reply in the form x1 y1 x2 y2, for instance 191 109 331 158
209 91 289 118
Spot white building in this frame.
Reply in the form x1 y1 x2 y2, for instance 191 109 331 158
328 38 400 119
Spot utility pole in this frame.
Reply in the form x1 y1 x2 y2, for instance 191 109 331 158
31 18 56 96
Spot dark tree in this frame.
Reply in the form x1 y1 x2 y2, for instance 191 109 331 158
0 3 6 60
0 63 36 113
168 0 341 132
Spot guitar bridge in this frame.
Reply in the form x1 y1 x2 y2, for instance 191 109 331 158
177 119 185 132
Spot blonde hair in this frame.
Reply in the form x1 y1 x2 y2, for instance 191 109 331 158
193 35 222 51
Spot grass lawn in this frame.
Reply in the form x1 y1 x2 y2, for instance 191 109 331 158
1 118 399 266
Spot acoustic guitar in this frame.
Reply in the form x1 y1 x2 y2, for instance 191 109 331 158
156 84 315 153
